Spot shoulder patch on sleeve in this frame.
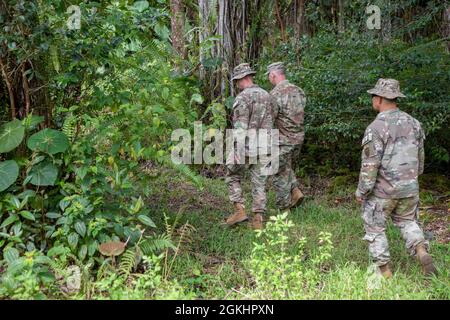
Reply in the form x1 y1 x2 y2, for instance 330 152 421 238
233 96 244 109
417 121 426 140
362 132 373 146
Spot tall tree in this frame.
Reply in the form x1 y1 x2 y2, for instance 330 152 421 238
0 0 50 122
217 0 233 96
274 0 287 41
198 0 211 81
295 0 307 39
338 0 345 33
444 5 450 52
170 0 186 59
382 0 392 42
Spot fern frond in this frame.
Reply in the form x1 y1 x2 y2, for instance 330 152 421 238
145 39 168 59
47 258 69 278
174 223 196 248
162 155 204 190
96 258 113 280
84 112 129 141
62 113 78 142
163 211 173 236
139 234 175 256
118 248 138 278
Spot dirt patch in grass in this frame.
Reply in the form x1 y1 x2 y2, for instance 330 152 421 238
419 174 450 193
293 175 356 205
190 252 225 273
422 204 450 245
147 179 228 213
199 165 227 178
297 175 333 197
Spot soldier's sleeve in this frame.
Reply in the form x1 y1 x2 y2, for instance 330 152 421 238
296 89 306 109
293 89 306 124
355 128 384 198
232 96 249 130
418 125 425 175
270 89 282 116
270 94 279 121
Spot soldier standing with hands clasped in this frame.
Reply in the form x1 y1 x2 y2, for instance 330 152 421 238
356 78 437 278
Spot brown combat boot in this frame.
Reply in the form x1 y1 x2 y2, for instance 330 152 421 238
249 213 264 230
290 187 305 209
415 244 437 276
379 263 393 279
226 203 248 226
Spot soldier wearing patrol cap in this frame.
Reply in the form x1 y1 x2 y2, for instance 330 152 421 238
356 78 437 278
267 62 306 211
225 63 276 229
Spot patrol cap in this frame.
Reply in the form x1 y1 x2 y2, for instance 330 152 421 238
367 78 406 99
266 62 285 75
231 63 257 81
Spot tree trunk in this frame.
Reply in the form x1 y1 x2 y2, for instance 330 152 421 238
197 0 268 102
295 0 306 38
170 0 186 59
0 1 51 123
198 0 209 81
274 0 286 41
444 6 450 52
382 0 392 42
217 0 233 97
0 57 16 119
338 0 345 33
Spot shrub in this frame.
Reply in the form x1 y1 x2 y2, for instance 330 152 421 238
247 212 333 299
91 254 194 300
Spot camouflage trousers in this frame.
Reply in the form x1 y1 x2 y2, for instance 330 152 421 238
272 144 301 210
361 194 428 266
226 160 268 214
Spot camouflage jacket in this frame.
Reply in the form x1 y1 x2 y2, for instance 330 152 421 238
270 80 306 145
232 84 275 130
356 108 425 199
230 84 276 160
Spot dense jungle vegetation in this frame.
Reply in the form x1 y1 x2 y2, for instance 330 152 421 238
0 0 448 299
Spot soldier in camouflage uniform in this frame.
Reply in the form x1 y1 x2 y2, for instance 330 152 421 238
356 78 437 277
267 62 306 211
225 63 276 229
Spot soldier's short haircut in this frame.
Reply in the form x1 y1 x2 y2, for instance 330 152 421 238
382 97 397 104
272 69 285 76
372 95 397 104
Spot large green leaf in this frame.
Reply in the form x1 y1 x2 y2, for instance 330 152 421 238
68 232 79 249
0 119 25 153
47 246 68 257
0 160 19 192
19 210 35 221
27 129 69 155
133 0 149 12
23 114 45 130
0 214 19 228
78 244 88 260
4 247 19 264
138 215 156 228
29 161 58 186
74 221 86 237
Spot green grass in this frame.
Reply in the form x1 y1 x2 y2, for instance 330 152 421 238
145 173 450 300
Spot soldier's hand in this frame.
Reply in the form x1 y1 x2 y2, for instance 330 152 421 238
355 195 364 203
